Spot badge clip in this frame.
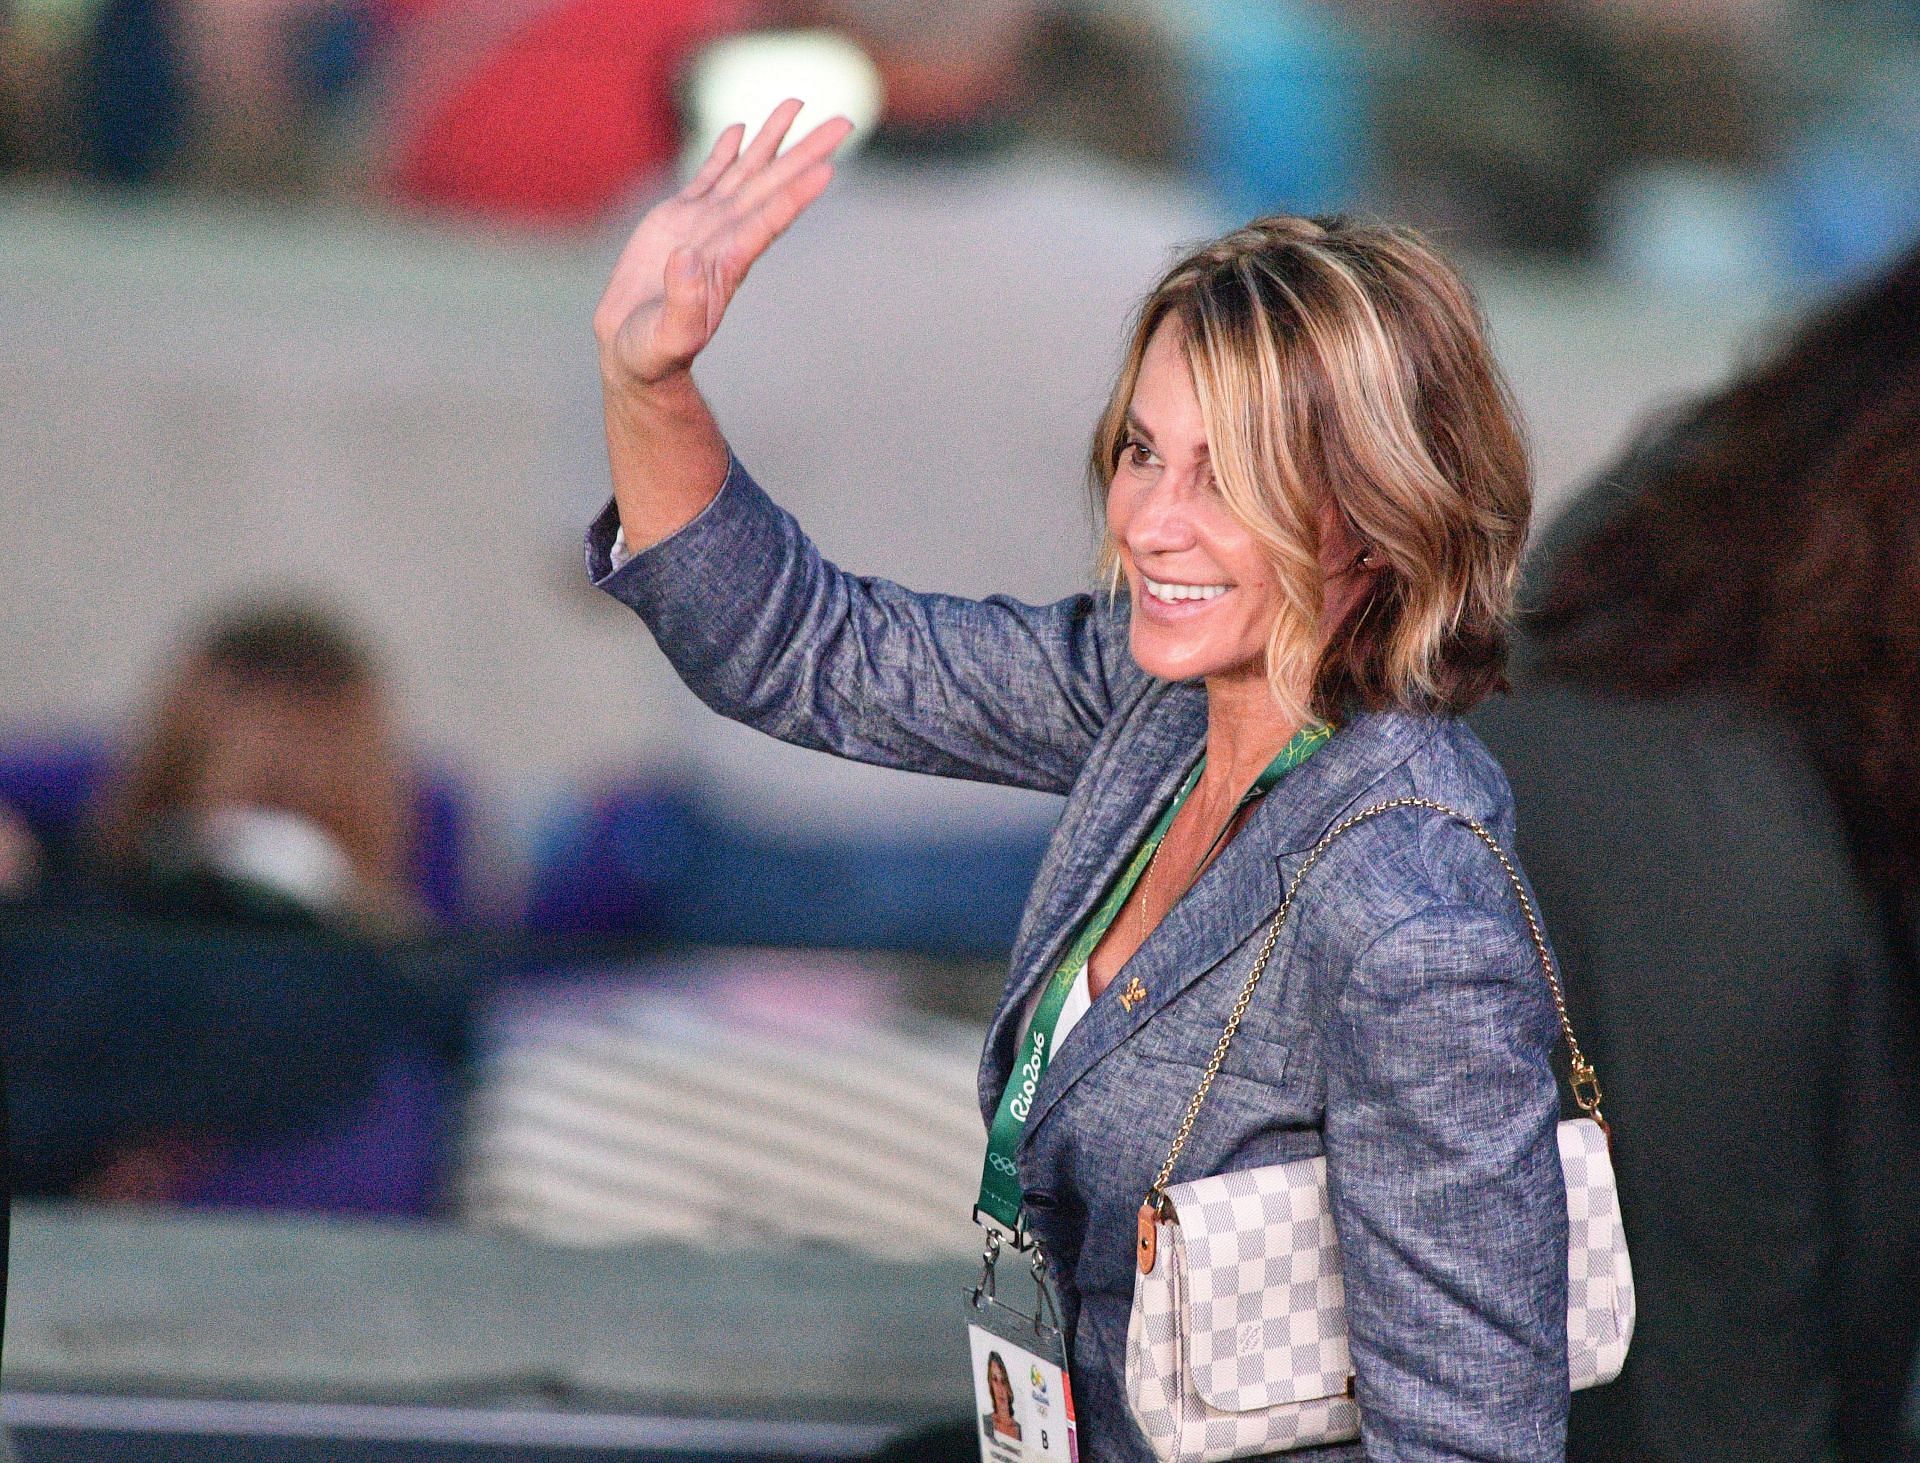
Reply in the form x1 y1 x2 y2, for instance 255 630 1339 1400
969 1224 1065 1344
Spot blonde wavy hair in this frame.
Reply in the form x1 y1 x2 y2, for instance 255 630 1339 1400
1091 215 1531 726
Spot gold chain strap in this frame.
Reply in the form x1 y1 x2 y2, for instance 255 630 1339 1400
1147 796 1606 1202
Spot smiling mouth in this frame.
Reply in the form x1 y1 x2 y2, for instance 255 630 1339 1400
1141 575 1232 605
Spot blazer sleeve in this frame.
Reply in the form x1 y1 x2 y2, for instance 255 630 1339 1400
1323 888 1570 1463
586 450 1138 795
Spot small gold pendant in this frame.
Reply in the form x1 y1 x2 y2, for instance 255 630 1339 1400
1118 976 1147 1012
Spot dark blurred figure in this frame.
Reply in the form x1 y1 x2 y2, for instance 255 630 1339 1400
0 807 9 1382
8 0 376 189
778 0 1185 168
3 598 472 1212
1470 247 1920 1463
1367 0 1781 256
94 597 423 939
77 0 188 185
0 799 40 899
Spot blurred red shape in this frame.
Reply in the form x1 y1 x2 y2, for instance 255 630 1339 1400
383 0 747 227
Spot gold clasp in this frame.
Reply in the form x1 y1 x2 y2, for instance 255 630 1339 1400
1569 1058 1604 1118
1568 1057 1611 1144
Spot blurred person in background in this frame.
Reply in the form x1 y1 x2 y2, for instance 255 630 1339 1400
769 0 1036 159
371 0 743 223
91 596 423 939
4 598 471 1210
1364 0 1782 257
373 0 1185 225
1470 244 1920 1463
0 800 42 900
54 0 372 188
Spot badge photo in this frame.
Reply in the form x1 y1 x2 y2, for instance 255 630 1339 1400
968 1318 1077 1462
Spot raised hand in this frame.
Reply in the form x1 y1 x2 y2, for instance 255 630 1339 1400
594 99 854 393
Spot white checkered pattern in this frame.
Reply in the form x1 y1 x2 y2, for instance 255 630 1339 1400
1125 1156 1360 1459
1560 1117 1634 1389
1125 1117 1634 1460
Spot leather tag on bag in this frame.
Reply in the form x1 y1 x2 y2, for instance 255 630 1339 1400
1137 1202 1159 1274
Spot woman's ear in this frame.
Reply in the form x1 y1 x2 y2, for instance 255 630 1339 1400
1314 493 1371 579
1316 496 1384 637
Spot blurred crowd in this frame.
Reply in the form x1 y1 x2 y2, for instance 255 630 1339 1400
2 0 1919 281
2 1 1919 1459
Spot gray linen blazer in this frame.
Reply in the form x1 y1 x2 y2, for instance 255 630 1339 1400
588 454 1570 1463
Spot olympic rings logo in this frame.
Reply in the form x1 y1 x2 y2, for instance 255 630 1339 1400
987 1153 1021 1178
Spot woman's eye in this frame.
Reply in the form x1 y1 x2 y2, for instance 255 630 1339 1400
1121 438 1155 470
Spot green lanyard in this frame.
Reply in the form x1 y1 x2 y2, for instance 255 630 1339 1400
975 721 1334 1235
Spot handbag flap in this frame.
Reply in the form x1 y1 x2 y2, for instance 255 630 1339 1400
1163 1156 1353 1411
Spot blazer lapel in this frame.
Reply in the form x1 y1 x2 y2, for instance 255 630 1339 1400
979 682 1207 1113
1013 707 1434 1140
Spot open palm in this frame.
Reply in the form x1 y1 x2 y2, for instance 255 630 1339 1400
594 99 854 391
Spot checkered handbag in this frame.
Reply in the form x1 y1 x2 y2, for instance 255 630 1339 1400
1124 798 1635 1460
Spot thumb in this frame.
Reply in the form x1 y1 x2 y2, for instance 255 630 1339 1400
646 246 714 378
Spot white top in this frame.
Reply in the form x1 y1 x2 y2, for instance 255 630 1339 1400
1020 960 1094 1054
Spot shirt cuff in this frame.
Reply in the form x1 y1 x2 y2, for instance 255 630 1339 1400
583 452 745 588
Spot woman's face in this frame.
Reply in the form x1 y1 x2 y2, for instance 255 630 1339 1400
1106 317 1373 691
988 1357 1014 1416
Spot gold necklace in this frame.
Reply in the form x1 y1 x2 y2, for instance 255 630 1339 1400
1137 839 1162 947
1138 793 1260 946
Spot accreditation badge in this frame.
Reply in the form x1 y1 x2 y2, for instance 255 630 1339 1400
965 1230 1078 1463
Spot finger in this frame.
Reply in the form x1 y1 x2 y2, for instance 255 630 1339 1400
728 159 835 273
713 96 805 197
680 122 745 199
732 114 854 217
740 96 806 170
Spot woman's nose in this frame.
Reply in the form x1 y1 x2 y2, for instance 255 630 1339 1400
1124 469 1204 553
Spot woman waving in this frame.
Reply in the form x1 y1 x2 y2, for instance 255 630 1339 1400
588 102 1568 1462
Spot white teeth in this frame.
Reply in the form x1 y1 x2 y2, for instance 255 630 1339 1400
1143 576 1230 604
